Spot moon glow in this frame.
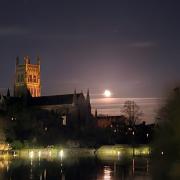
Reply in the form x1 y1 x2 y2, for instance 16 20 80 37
104 90 111 97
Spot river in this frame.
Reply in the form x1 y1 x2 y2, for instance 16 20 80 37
0 156 151 180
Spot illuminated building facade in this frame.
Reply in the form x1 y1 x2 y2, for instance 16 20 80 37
14 56 41 97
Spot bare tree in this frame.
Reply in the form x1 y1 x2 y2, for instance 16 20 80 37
121 100 143 126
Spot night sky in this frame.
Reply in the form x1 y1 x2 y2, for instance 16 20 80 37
0 0 180 100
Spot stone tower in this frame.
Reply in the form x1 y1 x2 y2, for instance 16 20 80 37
14 56 41 97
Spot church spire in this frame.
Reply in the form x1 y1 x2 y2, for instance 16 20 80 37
86 89 90 104
73 89 77 106
95 108 98 118
7 88 10 97
37 56 40 65
16 56 19 66
24 56 30 64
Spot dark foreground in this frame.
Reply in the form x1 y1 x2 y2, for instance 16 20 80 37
0 156 151 180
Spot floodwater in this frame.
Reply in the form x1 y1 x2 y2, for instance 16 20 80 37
0 156 151 180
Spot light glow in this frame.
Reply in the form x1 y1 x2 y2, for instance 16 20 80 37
29 151 34 159
38 151 41 158
59 149 64 160
49 151 52 157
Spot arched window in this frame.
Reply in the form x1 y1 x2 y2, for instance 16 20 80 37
33 75 36 83
29 75 32 82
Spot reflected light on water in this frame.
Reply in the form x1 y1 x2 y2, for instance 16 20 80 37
0 158 151 179
0 160 10 170
132 158 135 175
146 159 149 173
40 174 42 180
44 169 47 180
103 166 112 180
62 174 65 180
60 162 63 173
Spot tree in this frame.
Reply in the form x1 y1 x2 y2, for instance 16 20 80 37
152 87 180 179
5 102 63 147
121 100 143 126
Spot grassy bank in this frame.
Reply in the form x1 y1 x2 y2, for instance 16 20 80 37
0 144 150 160
96 144 150 160
13 147 96 159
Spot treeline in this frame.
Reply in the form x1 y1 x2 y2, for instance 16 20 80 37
0 99 155 149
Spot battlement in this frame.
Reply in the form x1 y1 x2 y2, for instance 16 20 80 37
16 56 40 66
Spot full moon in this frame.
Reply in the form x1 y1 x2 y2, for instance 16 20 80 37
104 89 111 97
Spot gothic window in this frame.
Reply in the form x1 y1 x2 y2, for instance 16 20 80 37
33 75 36 83
29 75 32 82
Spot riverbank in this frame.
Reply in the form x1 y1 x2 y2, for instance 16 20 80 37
0 144 150 159
14 147 96 159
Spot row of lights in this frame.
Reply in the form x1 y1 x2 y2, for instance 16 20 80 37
112 128 149 138
29 150 64 159
132 131 149 138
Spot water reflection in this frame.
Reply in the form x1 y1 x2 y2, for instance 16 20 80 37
103 166 112 180
0 157 151 180
0 160 9 170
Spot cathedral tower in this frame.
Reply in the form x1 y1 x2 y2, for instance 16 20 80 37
14 56 41 97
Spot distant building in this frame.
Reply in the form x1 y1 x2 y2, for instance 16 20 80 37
96 114 127 128
14 56 41 97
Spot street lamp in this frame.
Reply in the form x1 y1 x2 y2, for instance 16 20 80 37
132 131 135 157
146 133 150 155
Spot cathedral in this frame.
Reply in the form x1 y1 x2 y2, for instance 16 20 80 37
0 56 92 126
